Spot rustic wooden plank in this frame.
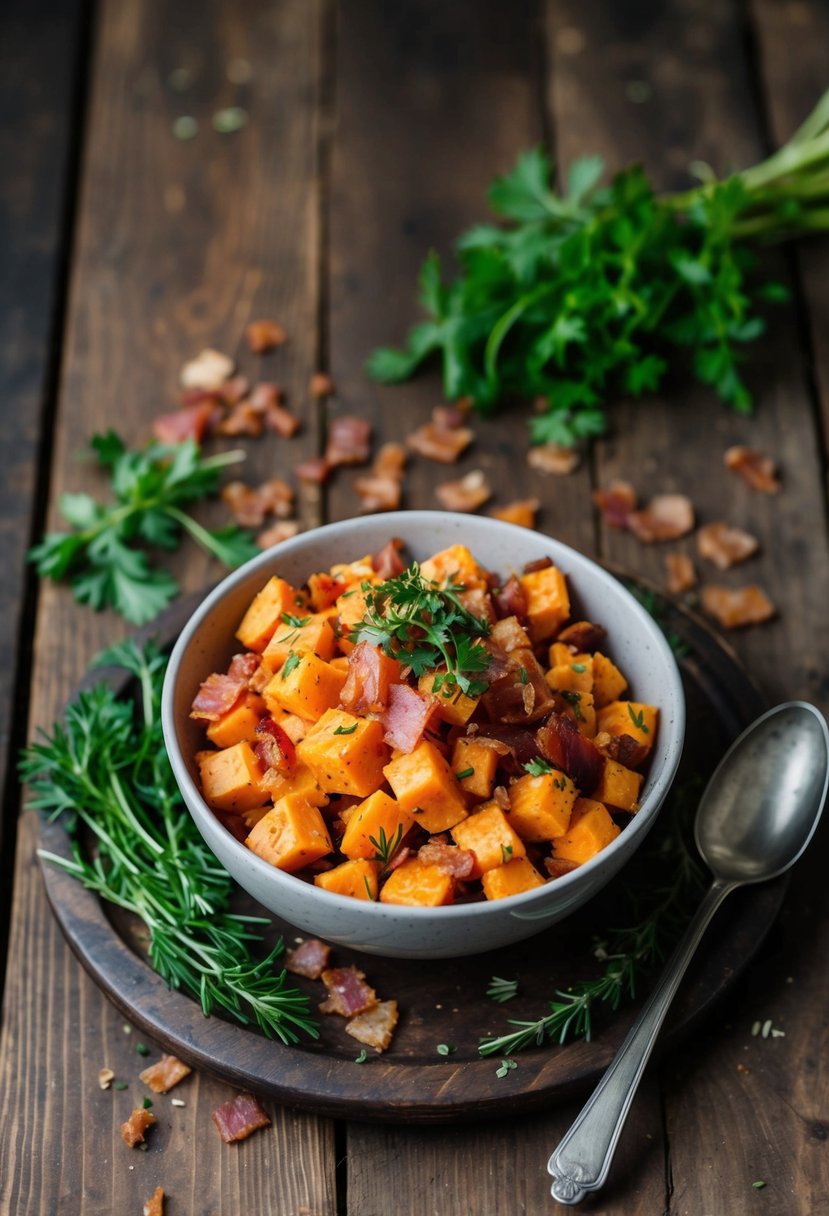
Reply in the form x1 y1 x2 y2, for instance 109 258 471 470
0 1 337 1212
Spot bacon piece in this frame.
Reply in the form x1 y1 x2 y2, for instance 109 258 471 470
139 1053 192 1094
628 494 695 543
120 1107 157 1148
296 457 332 484
257 520 301 549
180 348 234 391
537 713 604 794
492 575 528 623
247 380 301 441
544 856 580 879
190 670 247 721
664 552 697 594
556 620 607 652
490 615 531 652
406 407 474 463
372 538 406 579
245 319 287 353
472 725 538 770
381 682 438 753
284 938 331 980
433 404 467 428
481 648 553 725
345 1000 399 1053
211 1092 272 1143
216 374 251 406
418 838 476 879
696 522 759 570
435 469 492 513
222 478 294 527
143 1187 165 1216
522 556 552 574
490 498 539 529
340 642 402 716
325 416 372 467
319 966 378 1017
354 443 407 512
527 443 580 476
700 584 776 629
600 732 649 769
724 445 781 493
593 480 637 529
254 717 297 775
152 401 217 444
216 401 264 437
310 372 336 398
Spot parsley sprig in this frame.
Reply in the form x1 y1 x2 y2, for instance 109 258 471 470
353 562 492 696
368 86 829 445
29 432 259 624
21 639 317 1045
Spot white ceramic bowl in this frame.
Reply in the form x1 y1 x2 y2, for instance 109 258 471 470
162 511 685 959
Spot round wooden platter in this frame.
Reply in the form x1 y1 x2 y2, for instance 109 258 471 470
38 581 785 1125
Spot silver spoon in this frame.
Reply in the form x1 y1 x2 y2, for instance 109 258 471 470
548 700 829 1206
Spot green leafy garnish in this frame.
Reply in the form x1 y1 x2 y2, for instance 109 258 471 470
21 639 317 1045
29 433 258 624
368 88 829 443
353 563 492 696
436 1043 457 1056
281 651 301 680
333 723 359 736
487 976 519 1003
455 767 475 781
368 823 404 867
628 704 649 733
523 757 554 777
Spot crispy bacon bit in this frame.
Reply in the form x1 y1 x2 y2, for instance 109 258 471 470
372 538 406 579
492 575 528 623
152 401 217 445
248 380 283 411
482 648 552 725
98 1067 115 1090
120 1107 157 1148
433 404 467 428
418 838 476 879
544 856 580 879
284 938 331 979
523 556 552 574
406 407 474 463
473 725 538 769
180 348 234 391
143 1186 165 1216
254 717 297 775
190 671 246 721
628 494 695 543
490 615 530 652
222 478 294 527
257 520 301 549
382 682 438 753
296 457 332 484
664 551 697 594
248 380 301 435
527 443 580 476
228 651 259 683
700 584 776 629
493 785 511 811
345 1000 399 1053
724 445 781 494
537 713 604 794
139 1053 193 1094
490 498 539 529
319 967 378 1017
601 732 649 769
556 620 607 652
354 442 407 512
593 480 637 529
385 844 412 872
696 522 759 570
341 642 402 716
435 469 492 513
310 372 336 398
218 374 251 407
325 416 373 467
245 319 287 353
216 401 264 437
211 1091 272 1143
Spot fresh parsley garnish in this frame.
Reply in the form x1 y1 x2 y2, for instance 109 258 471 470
281 651 301 679
333 722 359 736
523 757 554 777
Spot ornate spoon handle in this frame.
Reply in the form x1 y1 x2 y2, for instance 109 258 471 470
548 878 735 1205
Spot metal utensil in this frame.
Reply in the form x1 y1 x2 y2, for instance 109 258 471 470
549 701 829 1205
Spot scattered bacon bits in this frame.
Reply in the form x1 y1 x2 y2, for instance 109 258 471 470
216 401 264 437
417 838 476 879
490 498 539 529
309 372 336 398
211 1091 272 1144
152 401 217 445
98 1067 115 1090
696 522 759 570
354 442 407 512
557 620 607 652
700 584 776 629
257 520 301 549
222 478 294 527
218 374 251 407
544 856 580 879
372 537 406 579
664 552 697 594
245 319 287 354
435 469 492 513
319 967 378 1017
120 1107 157 1148
593 480 637 529
527 443 580 476
139 1053 193 1094
344 1000 399 1053
406 407 474 464
143 1187 165 1216
725 445 781 494
284 938 332 980
296 457 332 484
190 671 246 722
180 348 235 391
325 415 373 467
627 494 695 543
248 381 301 437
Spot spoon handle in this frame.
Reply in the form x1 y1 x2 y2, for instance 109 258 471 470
548 876 736 1205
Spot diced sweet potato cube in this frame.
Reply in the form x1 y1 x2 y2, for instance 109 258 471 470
379 857 455 906
262 652 347 721
340 789 413 860
491 616 531 652
592 653 628 708
262 612 336 673
552 798 620 865
197 741 268 812
235 576 304 652
206 692 266 748
297 708 390 796
264 762 329 807
383 740 468 834
314 858 380 900
335 580 378 644
596 700 658 756
307 571 347 612
546 655 593 696
593 758 642 811
450 803 526 877
329 655 350 673
519 565 570 642
481 857 545 900
418 672 480 725
507 771 576 840
451 736 498 800
419 543 489 591
245 793 332 872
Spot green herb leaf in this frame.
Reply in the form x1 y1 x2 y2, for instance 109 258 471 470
455 767 475 781
281 651 301 680
487 976 519 1003
436 1043 457 1056
333 723 358 736
354 1049 368 1064
523 758 554 777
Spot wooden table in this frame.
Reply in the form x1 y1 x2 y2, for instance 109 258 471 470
2 1 828 1212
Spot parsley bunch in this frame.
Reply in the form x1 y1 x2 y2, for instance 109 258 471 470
368 86 829 445
22 639 317 1044
30 432 259 624
353 563 491 696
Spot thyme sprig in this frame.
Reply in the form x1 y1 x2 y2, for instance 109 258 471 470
21 638 318 1045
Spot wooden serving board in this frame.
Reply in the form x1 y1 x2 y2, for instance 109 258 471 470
37 580 784 1124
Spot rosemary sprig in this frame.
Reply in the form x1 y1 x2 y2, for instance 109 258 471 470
21 638 318 1045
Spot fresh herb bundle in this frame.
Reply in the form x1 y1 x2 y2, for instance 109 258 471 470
368 87 829 445
30 432 259 625
353 563 491 696
21 639 317 1045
